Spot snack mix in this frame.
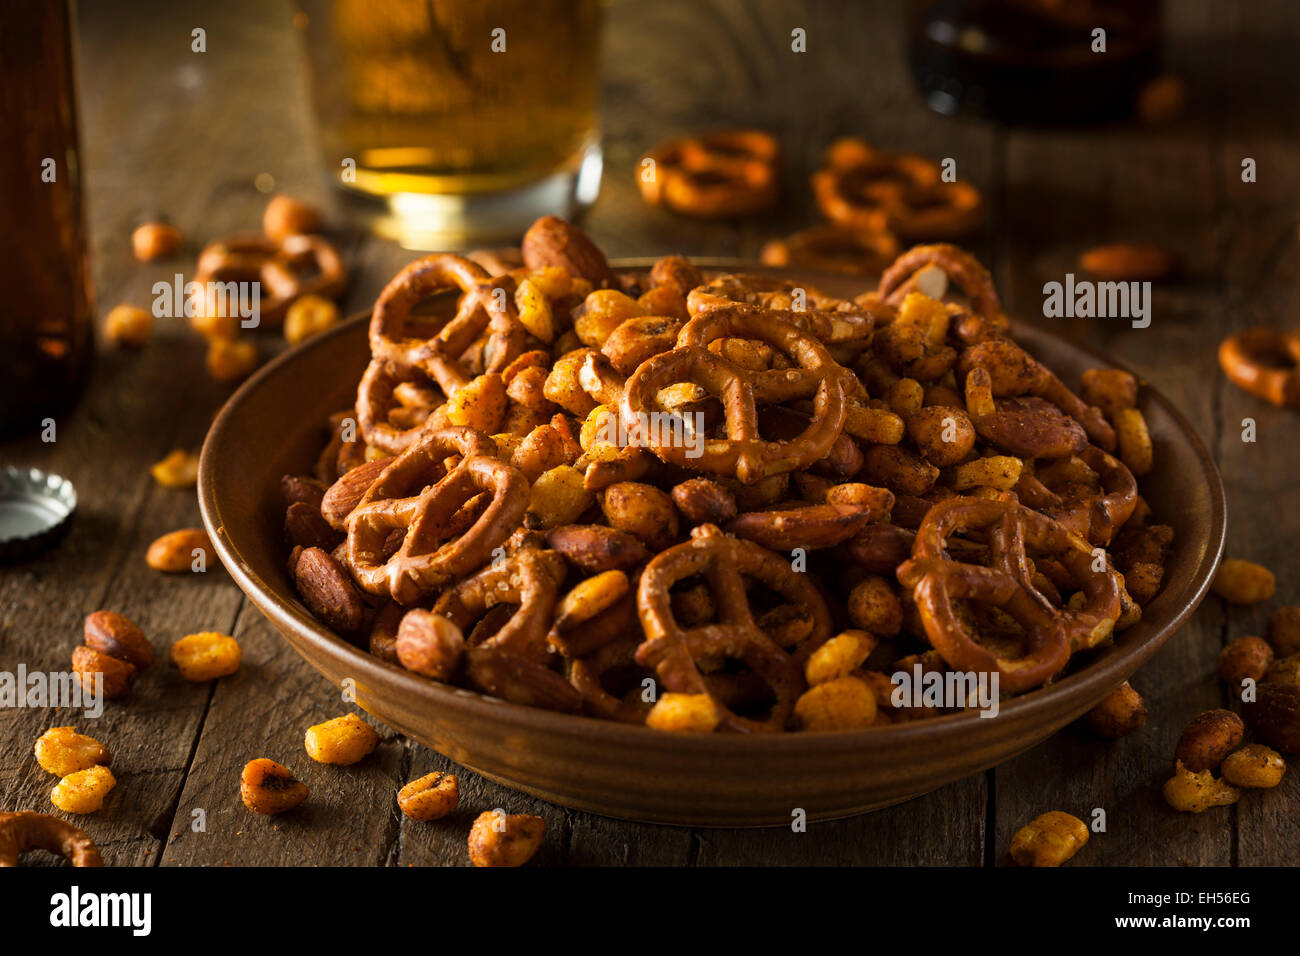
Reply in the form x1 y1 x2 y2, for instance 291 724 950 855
281 216 1170 734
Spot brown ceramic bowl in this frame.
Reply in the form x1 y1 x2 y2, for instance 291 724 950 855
199 263 1226 826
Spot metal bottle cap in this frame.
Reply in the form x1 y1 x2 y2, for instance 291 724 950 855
0 466 77 562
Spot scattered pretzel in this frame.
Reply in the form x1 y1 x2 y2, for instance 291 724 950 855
1218 328 1300 408
813 139 983 240
191 234 346 330
0 812 102 867
760 224 900 276
639 129 779 218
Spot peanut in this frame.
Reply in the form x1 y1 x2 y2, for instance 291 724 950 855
1085 681 1147 739
1217 636 1274 687
397 772 459 821
146 528 212 573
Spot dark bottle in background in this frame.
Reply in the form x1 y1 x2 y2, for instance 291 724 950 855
0 0 94 436
907 0 1162 125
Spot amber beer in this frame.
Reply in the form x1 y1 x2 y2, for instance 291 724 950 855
0 0 94 435
295 0 603 245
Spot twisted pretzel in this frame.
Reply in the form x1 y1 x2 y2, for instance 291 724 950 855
760 224 900 276
622 307 848 483
636 524 832 732
569 635 651 723
813 140 983 239
1014 446 1137 546
0 812 101 867
356 359 448 455
346 427 528 604
640 129 779 218
897 494 1121 694
432 548 581 712
1218 328 1300 408
877 243 1002 321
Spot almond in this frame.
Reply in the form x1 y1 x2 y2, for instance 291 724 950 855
84 611 154 670
70 646 137 700
320 457 391 531
284 501 343 551
1174 709 1244 771
521 216 615 288
293 547 363 634
280 473 327 510
1244 683 1300 754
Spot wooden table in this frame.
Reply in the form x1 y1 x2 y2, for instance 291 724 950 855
2 0 1297 866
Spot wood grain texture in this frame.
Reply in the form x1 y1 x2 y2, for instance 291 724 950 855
0 0 1296 866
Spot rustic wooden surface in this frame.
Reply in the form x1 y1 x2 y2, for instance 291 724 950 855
1 0 1297 866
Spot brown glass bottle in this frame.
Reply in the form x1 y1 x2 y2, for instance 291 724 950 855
907 0 1161 125
0 0 94 436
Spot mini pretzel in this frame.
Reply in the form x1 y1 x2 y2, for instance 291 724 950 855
191 236 301 328
813 139 983 239
1015 446 1137 546
877 243 1002 321
897 494 1121 694
357 359 447 455
959 339 1116 451
640 129 779 218
569 635 652 723
432 548 581 712
687 272 845 316
760 224 901 276
346 427 528 604
1218 328 1300 407
0 812 102 867
637 524 833 732
622 307 849 483
368 254 503 396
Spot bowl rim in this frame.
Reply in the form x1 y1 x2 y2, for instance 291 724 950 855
199 258 1227 753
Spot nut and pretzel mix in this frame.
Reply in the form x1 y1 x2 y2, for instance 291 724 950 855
281 215 1172 734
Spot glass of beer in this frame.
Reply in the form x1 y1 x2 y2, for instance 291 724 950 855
294 0 603 248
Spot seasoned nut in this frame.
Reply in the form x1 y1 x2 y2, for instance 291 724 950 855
131 221 182 261
527 465 594 529
1085 681 1147 739
1010 811 1089 867
293 546 364 634
367 603 403 663
645 693 720 733
445 373 507 433
397 771 459 821
671 478 738 526
1218 636 1274 686
907 406 975 466
846 576 903 636
34 727 111 777
150 449 199 487
1162 761 1240 813
1243 682 1300 753
304 714 381 765
70 646 136 700
949 455 1023 492
240 758 308 815
284 294 340 345
1079 368 1138 418
395 609 465 681
103 304 152 347
1211 558 1275 604
281 473 327 511
206 337 259 383
320 457 391 530
1113 407 1153 477
521 215 615 288
1174 709 1244 772
50 765 116 814
794 676 878 731
1079 243 1176 282
263 194 321 240
600 482 678 551
1269 606 1300 656
544 524 647 572
169 632 242 682
467 810 547 867
84 610 154 669
1266 653 1300 686
805 630 877 686
1220 744 1286 789
146 528 212 572
553 570 629 632
285 502 342 551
